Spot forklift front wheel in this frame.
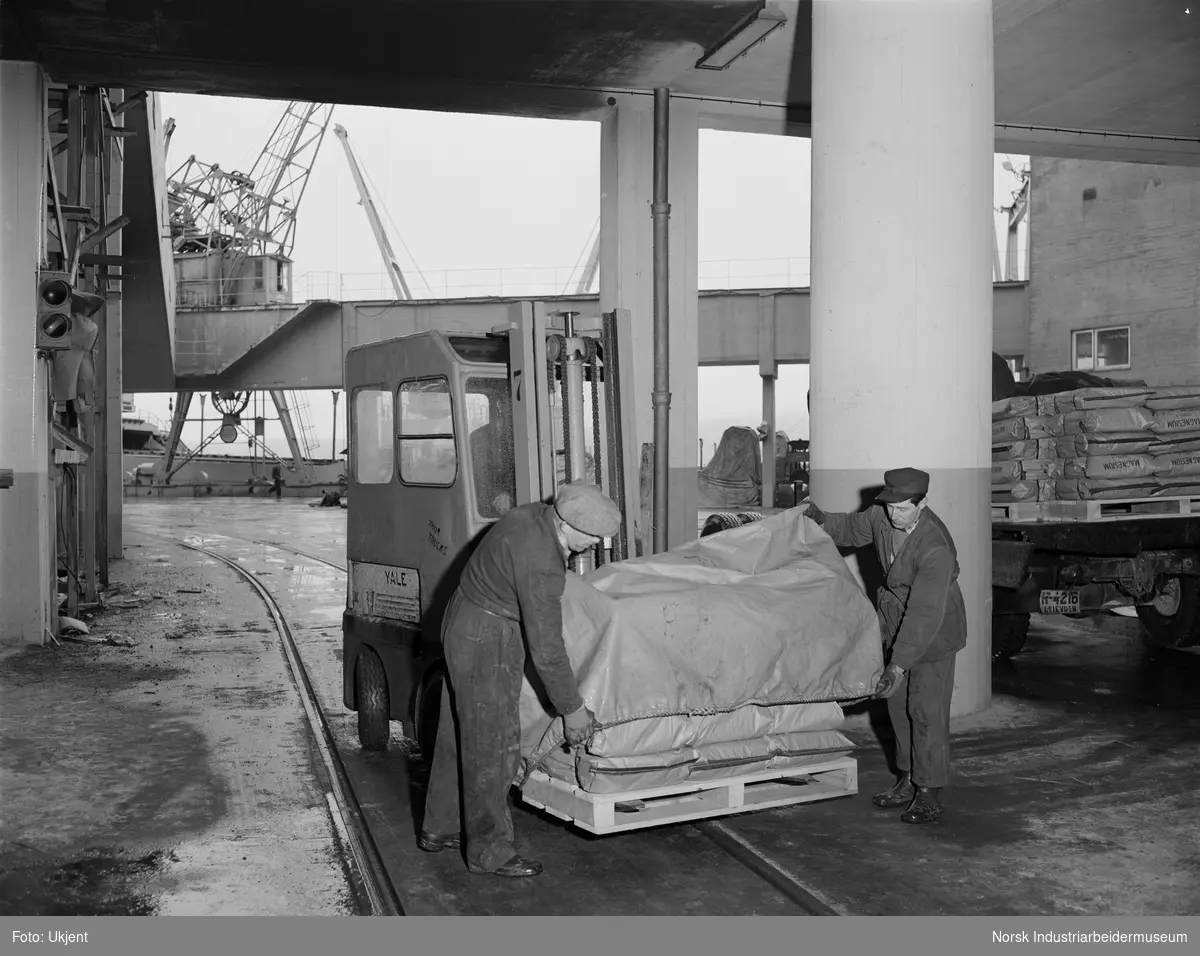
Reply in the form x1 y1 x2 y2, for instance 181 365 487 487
413 666 445 761
355 647 391 752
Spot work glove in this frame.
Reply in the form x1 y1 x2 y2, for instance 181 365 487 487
801 499 825 526
874 663 905 699
563 705 601 748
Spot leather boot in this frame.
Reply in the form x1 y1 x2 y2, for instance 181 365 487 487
901 786 944 824
489 855 543 878
871 771 914 808
417 831 462 853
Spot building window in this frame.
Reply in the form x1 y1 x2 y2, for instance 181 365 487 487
1072 326 1131 372
398 378 457 486
465 375 516 519
352 387 394 484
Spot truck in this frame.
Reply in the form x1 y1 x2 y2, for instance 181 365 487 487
990 368 1200 660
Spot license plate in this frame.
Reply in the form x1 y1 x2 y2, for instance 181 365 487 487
1039 589 1081 614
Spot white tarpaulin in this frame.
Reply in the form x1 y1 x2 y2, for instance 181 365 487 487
518 509 885 792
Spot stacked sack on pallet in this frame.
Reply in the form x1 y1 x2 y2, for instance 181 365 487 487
517 509 883 794
992 384 1200 503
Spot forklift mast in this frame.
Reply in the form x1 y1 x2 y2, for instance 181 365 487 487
506 302 633 571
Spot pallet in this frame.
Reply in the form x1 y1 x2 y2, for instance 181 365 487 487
992 494 1200 524
518 755 857 835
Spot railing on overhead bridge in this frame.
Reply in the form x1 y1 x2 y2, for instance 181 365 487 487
175 250 1030 308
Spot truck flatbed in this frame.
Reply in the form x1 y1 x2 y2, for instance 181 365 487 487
992 494 1200 525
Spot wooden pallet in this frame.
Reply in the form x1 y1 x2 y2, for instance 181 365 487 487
518 755 857 835
992 494 1200 524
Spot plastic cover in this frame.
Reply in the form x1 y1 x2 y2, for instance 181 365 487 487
518 508 884 783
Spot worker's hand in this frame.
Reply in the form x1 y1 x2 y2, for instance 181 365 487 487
801 500 825 525
873 663 905 699
563 705 601 748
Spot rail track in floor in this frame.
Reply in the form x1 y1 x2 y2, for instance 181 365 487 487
142 528 848 916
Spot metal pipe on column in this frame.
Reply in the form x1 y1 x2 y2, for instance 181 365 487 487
762 375 776 509
651 87 671 554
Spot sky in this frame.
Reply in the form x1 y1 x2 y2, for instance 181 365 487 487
134 93 1029 466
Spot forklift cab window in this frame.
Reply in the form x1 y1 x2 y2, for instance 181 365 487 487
398 378 457 485
352 387 394 484
465 376 516 519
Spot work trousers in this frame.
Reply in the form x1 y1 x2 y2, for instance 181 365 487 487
422 591 525 872
887 654 956 789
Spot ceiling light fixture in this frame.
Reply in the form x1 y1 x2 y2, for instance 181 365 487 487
694 4 788 71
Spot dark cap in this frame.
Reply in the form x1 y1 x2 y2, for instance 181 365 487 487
875 467 930 504
554 481 622 537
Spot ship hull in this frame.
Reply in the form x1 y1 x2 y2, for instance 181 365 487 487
121 450 345 498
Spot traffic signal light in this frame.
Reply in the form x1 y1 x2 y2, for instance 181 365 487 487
36 270 106 407
36 271 74 350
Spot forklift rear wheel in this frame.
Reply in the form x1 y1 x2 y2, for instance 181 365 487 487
992 613 1030 661
355 647 391 751
1136 576 1200 649
413 667 445 761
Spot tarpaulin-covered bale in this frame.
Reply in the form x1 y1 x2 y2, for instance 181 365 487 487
518 509 884 794
697 425 762 509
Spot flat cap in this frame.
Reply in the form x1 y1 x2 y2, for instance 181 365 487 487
875 467 930 503
554 481 622 537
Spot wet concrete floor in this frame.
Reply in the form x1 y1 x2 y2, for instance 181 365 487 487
5 496 1198 915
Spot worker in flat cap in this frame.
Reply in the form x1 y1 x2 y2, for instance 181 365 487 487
421 480 621 877
803 468 967 825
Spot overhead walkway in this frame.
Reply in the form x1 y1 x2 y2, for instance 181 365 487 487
149 282 1031 393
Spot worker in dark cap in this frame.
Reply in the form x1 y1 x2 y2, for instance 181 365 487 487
420 480 622 877
803 467 967 825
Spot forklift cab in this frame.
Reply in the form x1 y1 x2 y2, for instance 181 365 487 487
341 306 631 755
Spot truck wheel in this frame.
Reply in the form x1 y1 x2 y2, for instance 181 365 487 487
992 613 1030 661
1136 576 1200 649
355 647 391 752
412 666 445 760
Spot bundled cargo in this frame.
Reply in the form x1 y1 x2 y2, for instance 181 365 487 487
1150 432 1200 456
1060 406 1155 435
1051 386 1154 413
992 415 1063 443
1055 477 1162 500
992 439 1054 462
517 509 883 794
1144 385 1200 411
991 479 1055 503
991 395 1039 420
1150 409 1200 436
1054 432 1156 457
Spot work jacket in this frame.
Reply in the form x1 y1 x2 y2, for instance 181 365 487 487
815 505 967 670
455 502 584 716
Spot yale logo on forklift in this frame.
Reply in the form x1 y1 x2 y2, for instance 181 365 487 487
1038 589 1081 614
350 560 421 625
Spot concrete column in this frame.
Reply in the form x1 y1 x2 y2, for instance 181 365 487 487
599 93 700 549
0 62 54 647
809 0 995 716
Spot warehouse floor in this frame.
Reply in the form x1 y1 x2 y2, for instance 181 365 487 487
1 499 1197 915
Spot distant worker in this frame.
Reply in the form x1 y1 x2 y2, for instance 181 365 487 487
420 481 622 877
803 468 967 825
270 463 284 498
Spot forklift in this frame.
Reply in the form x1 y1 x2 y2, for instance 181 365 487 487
341 302 634 754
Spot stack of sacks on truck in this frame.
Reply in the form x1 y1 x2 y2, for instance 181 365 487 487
991 384 1200 502
516 508 883 794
